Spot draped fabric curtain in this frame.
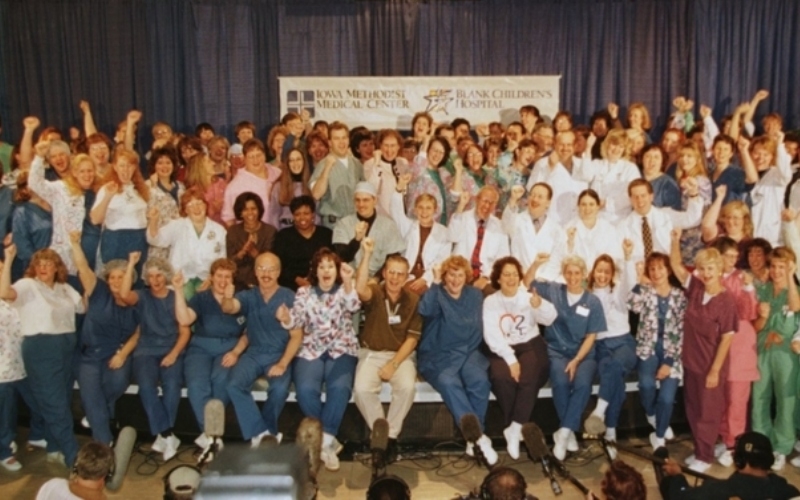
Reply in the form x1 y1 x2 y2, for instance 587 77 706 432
0 0 797 146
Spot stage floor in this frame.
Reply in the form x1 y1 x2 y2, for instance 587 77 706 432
2 427 800 499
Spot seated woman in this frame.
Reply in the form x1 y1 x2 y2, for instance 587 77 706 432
281 248 359 472
669 231 737 473
583 253 637 453
483 256 555 459
124 257 190 462
417 255 497 466
90 148 150 280
527 254 605 460
627 252 686 451
226 192 277 291
70 233 139 446
391 174 451 295
147 187 227 300
173 259 247 453
272 196 332 292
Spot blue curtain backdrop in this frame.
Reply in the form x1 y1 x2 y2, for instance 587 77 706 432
0 0 797 147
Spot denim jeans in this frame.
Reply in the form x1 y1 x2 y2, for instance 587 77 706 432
293 352 357 436
549 349 597 431
637 339 680 439
0 380 18 460
420 349 491 430
595 335 638 428
132 351 184 435
14 377 46 443
22 334 80 467
184 336 238 431
77 354 132 444
227 349 292 439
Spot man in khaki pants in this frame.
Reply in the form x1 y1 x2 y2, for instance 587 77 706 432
354 237 422 463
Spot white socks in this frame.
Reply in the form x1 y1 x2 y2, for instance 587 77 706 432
592 398 609 418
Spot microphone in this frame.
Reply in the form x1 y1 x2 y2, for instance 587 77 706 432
296 417 323 496
106 426 137 492
521 423 562 496
198 399 225 466
370 418 390 480
460 414 492 470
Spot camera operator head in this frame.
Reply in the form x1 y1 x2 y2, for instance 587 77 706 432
600 460 646 500
478 466 531 500
733 432 774 472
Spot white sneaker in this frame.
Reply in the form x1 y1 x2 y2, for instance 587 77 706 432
195 433 210 449
688 459 711 473
790 455 800 468
476 435 498 466
503 425 521 460
772 452 786 471
714 442 727 458
81 417 90 429
649 432 665 451
717 449 733 467
604 428 617 442
250 430 279 448
46 452 65 466
321 440 343 472
151 435 168 454
566 430 579 452
27 439 47 449
465 441 474 457
163 435 181 462
553 428 569 461
0 456 22 472
664 426 675 440
684 454 696 466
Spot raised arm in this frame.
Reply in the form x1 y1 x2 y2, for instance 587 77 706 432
744 89 769 129
69 231 97 297
90 183 120 226
701 185 726 242
737 136 758 185
0 245 18 301
355 237 374 302
19 116 40 169
172 272 197 326
124 110 141 152
389 174 414 236
80 100 98 137
669 229 689 284
118 251 140 304
220 282 241 314
310 157 336 201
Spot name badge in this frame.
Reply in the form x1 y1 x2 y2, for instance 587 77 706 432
388 315 401 325
576 305 590 317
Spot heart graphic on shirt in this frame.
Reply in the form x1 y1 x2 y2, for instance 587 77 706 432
499 313 524 338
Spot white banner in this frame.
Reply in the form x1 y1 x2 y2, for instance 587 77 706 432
279 76 561 130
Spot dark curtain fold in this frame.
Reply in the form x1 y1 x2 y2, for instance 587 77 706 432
0 0 797 145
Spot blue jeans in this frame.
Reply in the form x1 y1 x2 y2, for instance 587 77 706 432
22 334 80 467
133 351 184 436
77 354 132 444
184 336 238 431
595 335 637 428
0 380 18 460
293 352 357 436
14 377 46 442
549 349 597 432
637 339 680 439
227 350 292 439
420 350 491 430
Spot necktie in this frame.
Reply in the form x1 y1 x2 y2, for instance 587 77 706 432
642 216 653 257
471 220 485 279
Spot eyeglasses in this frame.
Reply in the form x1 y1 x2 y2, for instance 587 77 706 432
256 266 280 273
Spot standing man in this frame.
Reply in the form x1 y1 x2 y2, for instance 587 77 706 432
310 121 365 229
353 238 421 462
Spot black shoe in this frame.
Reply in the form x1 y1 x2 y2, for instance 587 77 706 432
385 438 399 464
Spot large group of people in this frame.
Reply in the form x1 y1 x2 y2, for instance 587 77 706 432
1 92 800 488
